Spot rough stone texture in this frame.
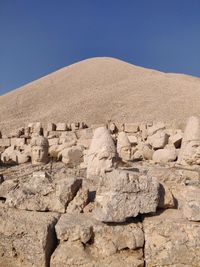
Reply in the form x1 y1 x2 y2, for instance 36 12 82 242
158 182 175 209
51 213 144 267
147 122 166 136
51 241 144 267
10 137 25 147
61 146 84 167
117 132 132 161
124 123 139 133
93 220 144 256
153 146 177 163
86 127 117 178
94 169 159 222
0 138 11 147
0 207 59 267
147 130 169 149
178 116 200 165
143 209 200 267
56 123 67 131
179 186 200 221
67 188 89 213
55 214 94 243
3 172 82 213
30 135 49 165
169 132 183 148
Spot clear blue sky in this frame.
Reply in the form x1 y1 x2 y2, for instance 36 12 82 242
1 0 200 95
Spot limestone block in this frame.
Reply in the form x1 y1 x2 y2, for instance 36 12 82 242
4 173 82 213
48 138 59 146
93 220 144 256
128 135 138 145
71 122 79 131
8 128 24 138
124 123 139 133
55 214 94 243
152 147 177 163
47 123 56 131
141 144 154 160
169 132 183 148
67 188 89 213
52 213 144 267
158 182 175 209
143 209 200 267
0 138 11 147
147 122 166 136
76 128 93 140
147 131 169 149
10 138 25 147
59 131 77 145
60 146 84 167
0 207 59 267
1 146 30 164
51 242 144 267
77 138 92 149
56 123 67 131
179 186 200 221
94 169 159 222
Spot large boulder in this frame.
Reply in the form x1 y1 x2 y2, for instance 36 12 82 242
94 169 159 222
0 207 59 267
147 130 169 149
2 171 81 213
60 146 84 167
152 146 177 163
51 213 144 267
143 209 200 267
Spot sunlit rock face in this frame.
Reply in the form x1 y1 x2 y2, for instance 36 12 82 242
178 116 200 165
86 127 117 178
30 135 49 165
117 131 132 161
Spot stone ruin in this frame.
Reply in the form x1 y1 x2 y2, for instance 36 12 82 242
0 117 200 266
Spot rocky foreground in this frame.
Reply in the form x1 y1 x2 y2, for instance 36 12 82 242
0 118 200 266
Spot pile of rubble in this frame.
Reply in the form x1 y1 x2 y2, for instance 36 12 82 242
0 117 200 266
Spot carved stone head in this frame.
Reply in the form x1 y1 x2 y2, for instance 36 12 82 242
86 127 117 177
30 135 49 165
117 132 132 161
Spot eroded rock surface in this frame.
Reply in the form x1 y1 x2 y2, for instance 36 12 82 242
0 207 59 267
94 169 159 222
143 209 200 267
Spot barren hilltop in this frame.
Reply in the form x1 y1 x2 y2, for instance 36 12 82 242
1 57 200 133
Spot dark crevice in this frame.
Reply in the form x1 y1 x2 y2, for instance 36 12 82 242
45 215 61 267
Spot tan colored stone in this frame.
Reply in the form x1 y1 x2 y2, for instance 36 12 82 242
94 169 159 222
4 172 82 213
0 207 59 267
148 130 169 149
60 146 84 167
117 132 132 161
152 146 177 163
30 135 49 165
86 127 117 178
56 123 67 131
143 209 200 267
124 123 139 133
